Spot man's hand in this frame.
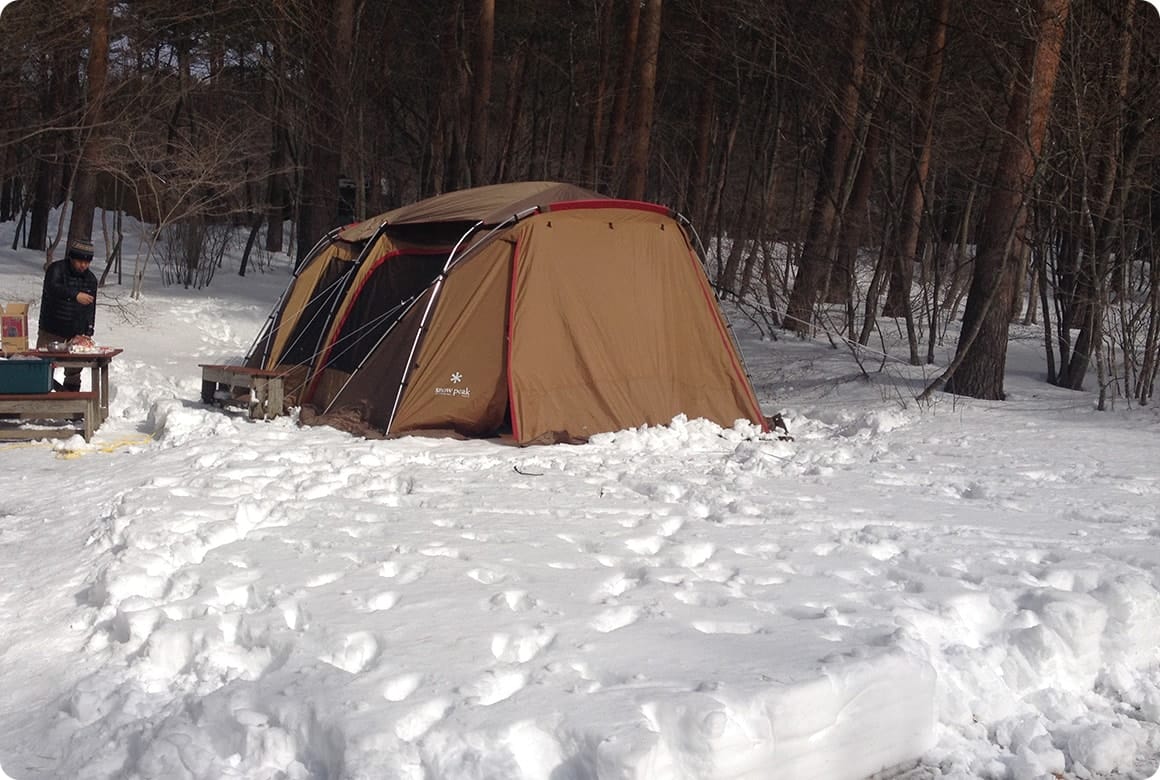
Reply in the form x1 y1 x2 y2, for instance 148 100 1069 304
77 292 95 305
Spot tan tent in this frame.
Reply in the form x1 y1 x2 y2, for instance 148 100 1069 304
247 181 767 444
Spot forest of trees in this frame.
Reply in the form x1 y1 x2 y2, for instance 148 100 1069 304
0 0 1157 404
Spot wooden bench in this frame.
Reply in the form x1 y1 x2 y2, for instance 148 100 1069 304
0 391 98 442
199 364 285 420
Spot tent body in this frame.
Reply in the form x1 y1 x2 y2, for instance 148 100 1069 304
247 182 767 445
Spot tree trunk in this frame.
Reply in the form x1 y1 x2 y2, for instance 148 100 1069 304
685 40 718 230
265 125 286 254
783 0 870 335
829 118 879 308
0 168 15 222
601 0 641 192
28 152 56 252
427 6 464 195
945 0 1069 400
68 0 110 244
707 103 743 281
883 0 950 318
624 0 662 201
467 0 495 187
581 0 614 189
494 49 528 183
1036 237 1057 383
239 210 264 277
1061 0 1136 391
296 0 354 266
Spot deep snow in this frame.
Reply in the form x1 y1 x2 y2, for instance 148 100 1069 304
1 220 1159 780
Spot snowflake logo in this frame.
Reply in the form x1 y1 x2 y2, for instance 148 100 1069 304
450 372 463 384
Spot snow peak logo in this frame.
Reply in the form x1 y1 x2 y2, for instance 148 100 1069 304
434 371 471 399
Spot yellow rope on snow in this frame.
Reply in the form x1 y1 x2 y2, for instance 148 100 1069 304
0 433 155 457
56 433 155 458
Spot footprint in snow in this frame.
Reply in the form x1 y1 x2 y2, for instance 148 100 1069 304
379 561 427 584
463 669 527 706
488 590 536 611
278 597 308 630
491 626 556 663
383 672 424 702
395 697 452 742
673 588 730 608
306 572 343 588
593 572 641 600
319 631 381 675
625 536 665 556
590 605 641 633
420 545 464 560
466 567 508 585
208 569 262 609
365 591 400 611
672 542 715 568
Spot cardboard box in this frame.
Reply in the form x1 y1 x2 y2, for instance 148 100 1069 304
0 357 52 393
1 302 30 354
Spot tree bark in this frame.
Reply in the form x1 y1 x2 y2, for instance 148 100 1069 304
945 0 1069 400
494 49 528 183
830 118 879 310
883 0 950 318
581 0 614 190
68 0 110 244
28 147 56 251
467 0 495 187
601 0 641 192
783 0 870 335
1060 0 1136 391
624 0 662 201
295 0 353 266
684 27 721 228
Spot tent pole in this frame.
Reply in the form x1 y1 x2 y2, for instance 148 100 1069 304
299 221 394 395
674 209 767 426
383 220 485 434
382 208 539 435
244 226 344 368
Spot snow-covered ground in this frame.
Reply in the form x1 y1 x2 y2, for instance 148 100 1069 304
1 220 1159 780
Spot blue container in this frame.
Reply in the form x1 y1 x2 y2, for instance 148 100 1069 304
0 358 53 393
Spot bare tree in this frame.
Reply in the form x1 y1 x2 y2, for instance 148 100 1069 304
294 0 355 267
783 0 871 335
881 0 950 326
67 0 110 245
624 0 663 201
944 0 1069 400
467 0 495 187
601 0 641 193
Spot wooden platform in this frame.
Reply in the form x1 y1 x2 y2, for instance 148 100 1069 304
0 391 97 442
199 364 285 420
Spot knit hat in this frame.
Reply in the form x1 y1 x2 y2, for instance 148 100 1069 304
67 238 95 261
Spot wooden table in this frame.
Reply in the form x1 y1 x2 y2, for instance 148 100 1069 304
199 364 285 420
19 348 122 424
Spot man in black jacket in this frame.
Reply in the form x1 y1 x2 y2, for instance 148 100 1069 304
38 238 98 392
